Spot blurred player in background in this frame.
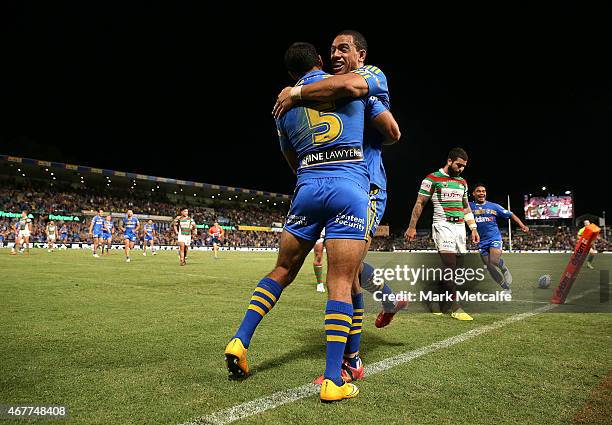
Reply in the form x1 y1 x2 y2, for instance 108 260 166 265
313 229 326 293
11 211 32 256
45 220 57 252
174 208 196 266
101 215 114 255
579 220 597 269
121 209 140 263
59 222 68 248
88 208 105 258
142 219 157 256
405 147 479 321
470 184 529 293
208 222 224 259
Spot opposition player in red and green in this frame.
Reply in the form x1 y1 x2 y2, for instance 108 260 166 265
11 211 32 256
405 147 479 321
470 184 529 293
579 220 597 269
142 219 157 256
173 209 196 266
120 210 140 263
226 42 398 402
45 220 57 253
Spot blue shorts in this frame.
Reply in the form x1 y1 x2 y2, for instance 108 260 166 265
211 237 221 245
102 232 112 240
60 233 68 240
144 236 154 241
284 177 369 241
368 187 387 237
93 228 103 238
479 239 503 255
124 233 137 242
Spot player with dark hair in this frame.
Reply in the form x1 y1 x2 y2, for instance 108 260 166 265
88 208 105 258
173 208 196 266
11 211 32 256
405 147 480 321
142 219 157 256
120 209 140 263
274 30 403 384
470 183 529 293
226 41 399 402
208 222 224 259
101 215 114 255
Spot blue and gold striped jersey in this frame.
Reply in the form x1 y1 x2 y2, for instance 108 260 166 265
276 68 388 191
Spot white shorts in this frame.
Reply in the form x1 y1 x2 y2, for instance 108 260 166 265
432 222 466 254
177 234 191 245
18 230 30 239
48 235 56 242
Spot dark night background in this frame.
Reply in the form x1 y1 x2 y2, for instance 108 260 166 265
1 3 610 231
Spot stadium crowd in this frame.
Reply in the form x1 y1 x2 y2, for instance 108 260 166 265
0 182 609 251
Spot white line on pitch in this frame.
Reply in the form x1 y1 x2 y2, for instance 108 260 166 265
179 289 596 425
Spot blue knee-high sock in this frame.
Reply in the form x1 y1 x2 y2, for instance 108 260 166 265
498 257 507 271
360 262 395 312
324 300 353 387
233 277 283 348
345 293 364 356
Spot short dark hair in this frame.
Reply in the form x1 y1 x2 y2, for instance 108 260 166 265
284 42 320 77
448 147 468 162
472 183 486 191
336 30 368 52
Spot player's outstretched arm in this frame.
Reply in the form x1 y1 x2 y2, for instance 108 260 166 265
511 214 529 232
405 194 430 241
371 110 401 145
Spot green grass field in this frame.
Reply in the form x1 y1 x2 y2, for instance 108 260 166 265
1 249 610 424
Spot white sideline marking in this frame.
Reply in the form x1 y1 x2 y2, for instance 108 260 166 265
180 289 596 425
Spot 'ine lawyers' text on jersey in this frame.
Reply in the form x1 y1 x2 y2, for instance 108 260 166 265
469 201 513 241
276 66 389 191
419 169 469 224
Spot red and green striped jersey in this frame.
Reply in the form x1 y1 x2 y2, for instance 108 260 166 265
177 217 195 236
418 169 468 223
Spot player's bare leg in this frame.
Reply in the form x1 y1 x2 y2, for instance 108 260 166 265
313 241 325 292
23 236 30 256
178 242 185 265
213 242 219 259
150 240 156 255
226 230 314 379
11 236 20 255
124 239 131 262
437 252 472 320
481 248 511 291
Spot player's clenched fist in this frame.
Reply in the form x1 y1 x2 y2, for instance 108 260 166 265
272 86 298 119
404 227 416 241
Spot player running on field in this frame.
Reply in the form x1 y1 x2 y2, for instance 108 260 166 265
101 215 114 255
470 183 529 294
11 211 32 256
173 209 196 266
208 222 224 259
120 210 140 262
405 147 480 321
142 220 157 256
46 220 57 252
88 208 105 258
226 42 398 403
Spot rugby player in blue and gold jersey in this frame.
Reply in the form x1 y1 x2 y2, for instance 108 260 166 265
226 42 399 403
470 184 529 293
